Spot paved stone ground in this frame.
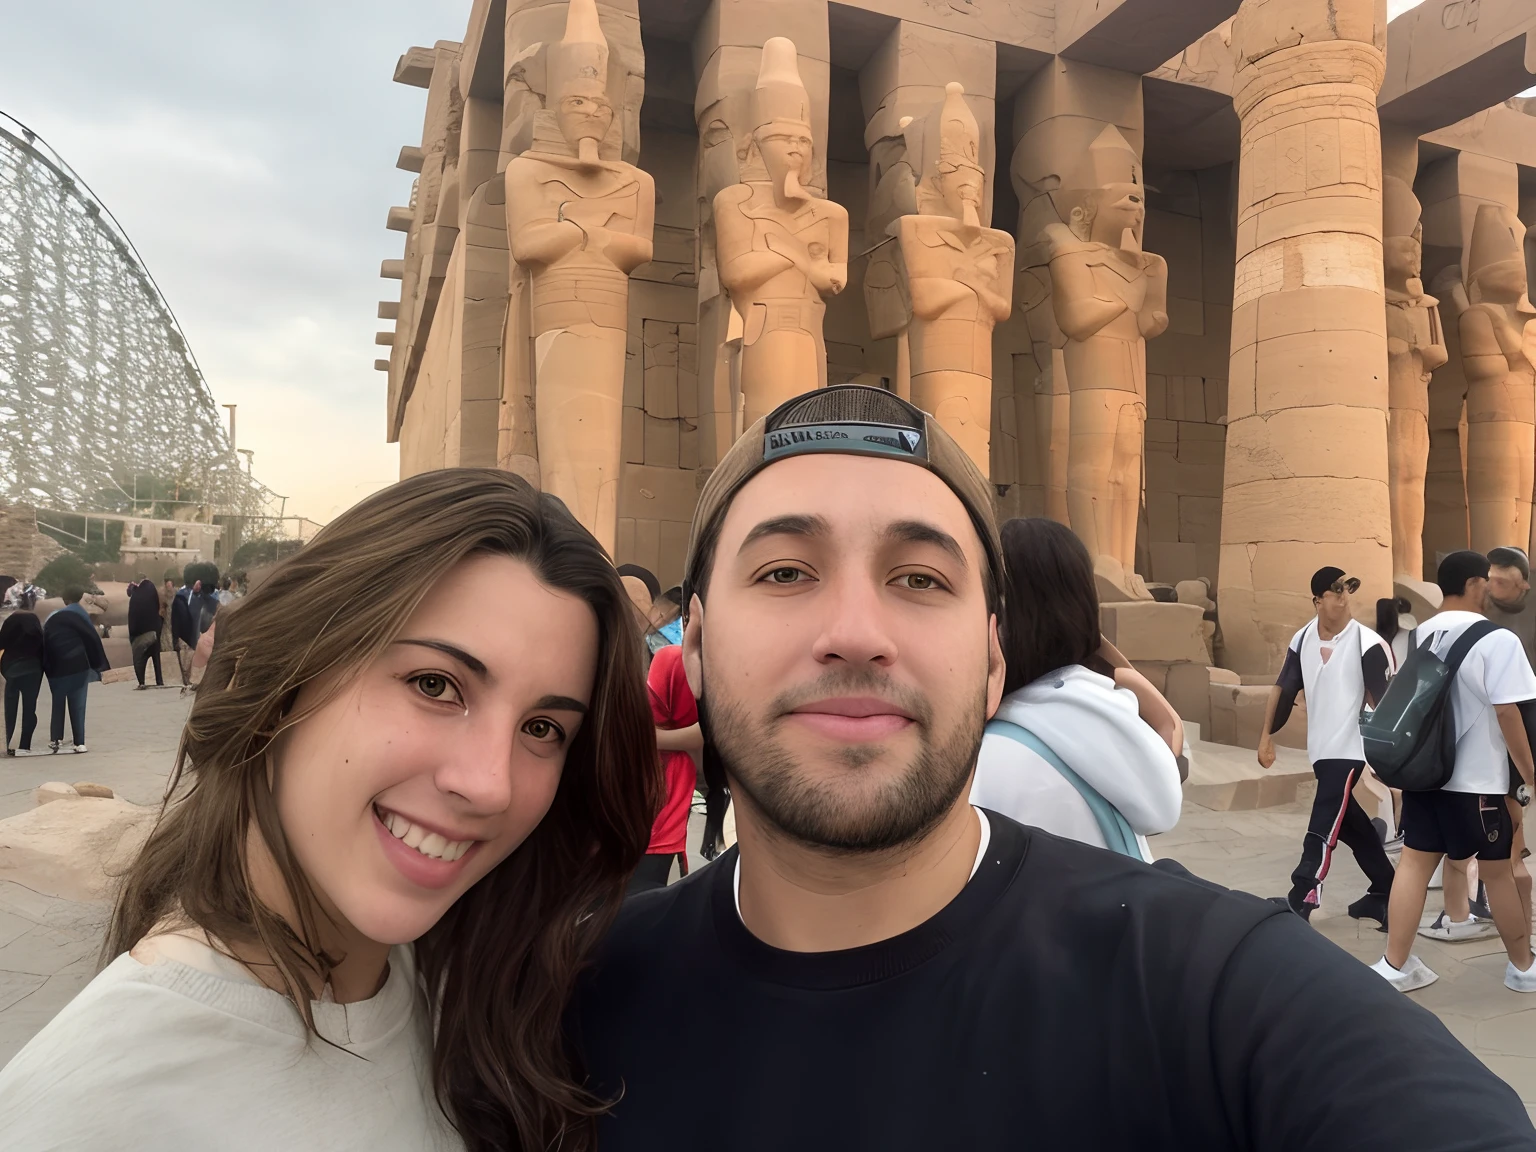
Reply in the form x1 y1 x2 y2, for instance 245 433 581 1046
0 684 1531 1123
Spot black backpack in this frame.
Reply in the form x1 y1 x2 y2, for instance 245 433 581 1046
1360 619 1498 791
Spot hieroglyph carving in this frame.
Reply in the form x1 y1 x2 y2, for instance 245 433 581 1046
1382 175 1448 580
1460 203 1536 555
1045 126 1168 596
713 37 848 431
890 84 1014 474
504 0 655 554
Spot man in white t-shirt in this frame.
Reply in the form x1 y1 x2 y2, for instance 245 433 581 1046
1258 567 1396 924
1373 551 1536 994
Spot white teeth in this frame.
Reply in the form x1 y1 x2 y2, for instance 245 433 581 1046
377 808 472 862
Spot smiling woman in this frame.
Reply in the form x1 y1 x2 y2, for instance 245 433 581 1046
0 469 659 1152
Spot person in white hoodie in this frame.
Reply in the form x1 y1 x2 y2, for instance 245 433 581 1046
970 518 1184 860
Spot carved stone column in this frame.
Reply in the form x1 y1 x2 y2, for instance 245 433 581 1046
1216 0 1391 675
1010 59 1143 529
692 0 829 471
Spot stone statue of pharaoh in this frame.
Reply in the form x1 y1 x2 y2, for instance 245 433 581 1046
1459 203 1536 555
713 37 849 429
503 0 655 554
1044 126 1168 596
893 83 1015 474
1382 176 1447 580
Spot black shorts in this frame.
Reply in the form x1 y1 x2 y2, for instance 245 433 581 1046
1401 790 1513 862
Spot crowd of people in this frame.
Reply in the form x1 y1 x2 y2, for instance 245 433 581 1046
0 384 1531 1149
0 569 240 757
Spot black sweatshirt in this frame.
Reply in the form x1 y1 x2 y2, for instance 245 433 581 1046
571 813 1535 1151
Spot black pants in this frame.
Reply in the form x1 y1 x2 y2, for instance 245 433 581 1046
4 671 41 750
48 673 88 747
132 633 163 687
1289 758 1396 907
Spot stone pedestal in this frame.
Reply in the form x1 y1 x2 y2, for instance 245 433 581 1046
1216 0 1391 675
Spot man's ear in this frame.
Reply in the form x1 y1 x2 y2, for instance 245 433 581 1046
985 613 1006 720
683 593 705 700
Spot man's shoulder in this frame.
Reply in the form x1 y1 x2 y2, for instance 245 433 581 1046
1288 621 1313 650
593 858 721 967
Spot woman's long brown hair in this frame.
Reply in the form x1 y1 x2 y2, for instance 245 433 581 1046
104 468 659 1151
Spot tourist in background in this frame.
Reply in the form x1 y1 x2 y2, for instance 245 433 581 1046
1375 596 1416 672
971 517 1183 860
0 609 44 757
644 586 684 657
170 578 201 695
633 643 701 894
41 586 109 754
0 468 658 1151
1486 547 1534 666
1258 567 1396 926
158 578 175 657
128 577 165 690
1376 551 1536 993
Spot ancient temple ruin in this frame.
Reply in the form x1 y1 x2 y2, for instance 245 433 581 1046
378 0 1536 692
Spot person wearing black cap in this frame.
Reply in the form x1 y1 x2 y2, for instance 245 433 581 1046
1374 550 1536 995
1257 566 1396 924
567 386 1532 1150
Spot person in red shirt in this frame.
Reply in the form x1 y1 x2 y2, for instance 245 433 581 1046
631 644 703 893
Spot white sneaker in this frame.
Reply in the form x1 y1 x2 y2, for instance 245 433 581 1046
1371 954 1439 992
1506 960 1536 993
72 745 86 754
1418 911 1499 941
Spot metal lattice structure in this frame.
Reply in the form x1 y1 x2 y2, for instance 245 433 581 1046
0 111 276 519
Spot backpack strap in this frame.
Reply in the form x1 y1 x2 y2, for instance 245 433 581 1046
985 719 1144 860
1442 619 1500 677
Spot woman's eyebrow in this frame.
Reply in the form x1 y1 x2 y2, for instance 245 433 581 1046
393 638 489 679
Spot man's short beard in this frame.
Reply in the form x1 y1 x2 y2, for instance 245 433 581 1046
698 663 985 855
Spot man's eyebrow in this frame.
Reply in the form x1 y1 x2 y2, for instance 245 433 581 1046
737 513 832 552
882 520 969 569
394 638 489 678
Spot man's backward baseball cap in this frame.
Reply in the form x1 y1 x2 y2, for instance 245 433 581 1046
681 385 1003 612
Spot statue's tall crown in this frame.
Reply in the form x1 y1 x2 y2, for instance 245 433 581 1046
1467 202 1522 277
753 37 811 129
548 0 610 104
1381 175 1422 239
1080 124 1140 191
934 83 980 167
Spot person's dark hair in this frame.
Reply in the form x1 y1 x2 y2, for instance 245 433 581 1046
61 586 84 605
997 518 1102 696
1436 549 1490 598
183 561 219 590
615 564 660 601
1488 546 1530 581
104 468 658 1152
1375 598 1400 643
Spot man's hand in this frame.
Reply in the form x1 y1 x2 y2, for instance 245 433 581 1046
1257 735 1276 770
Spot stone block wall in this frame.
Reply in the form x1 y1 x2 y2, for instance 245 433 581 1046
1141 163 1236 589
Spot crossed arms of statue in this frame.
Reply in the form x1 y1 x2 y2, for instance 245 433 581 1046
506 170 656 273
713 185 848 298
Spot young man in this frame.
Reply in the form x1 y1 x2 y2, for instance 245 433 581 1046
1256 568 1396 924
570 385 1532 1149
1424 544 1534 941
1375 550 1536 993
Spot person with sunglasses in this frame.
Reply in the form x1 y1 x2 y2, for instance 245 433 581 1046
1258 567 1397 924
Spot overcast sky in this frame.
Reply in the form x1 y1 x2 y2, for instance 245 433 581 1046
1 0 465 523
